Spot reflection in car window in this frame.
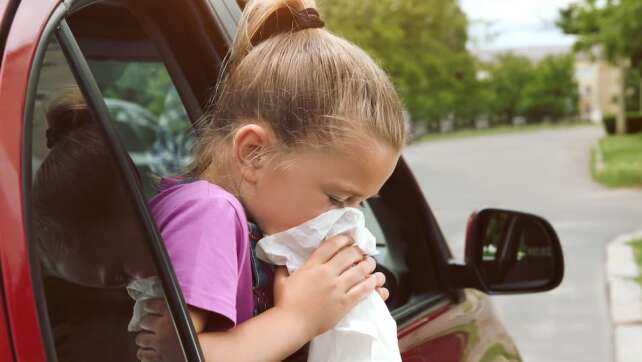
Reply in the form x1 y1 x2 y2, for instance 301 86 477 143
69 5 194 197
96 62 193 177
26 37 187 362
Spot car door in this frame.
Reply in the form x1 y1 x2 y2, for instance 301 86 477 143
2 1 524 362
2 0 227 360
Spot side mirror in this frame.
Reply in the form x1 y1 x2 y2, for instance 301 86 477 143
449 208 564 294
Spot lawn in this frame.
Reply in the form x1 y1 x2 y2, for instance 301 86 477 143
630 238 642 287
416 120 591 143
592 134 642 188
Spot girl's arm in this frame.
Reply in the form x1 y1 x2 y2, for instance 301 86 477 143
136 235 386 362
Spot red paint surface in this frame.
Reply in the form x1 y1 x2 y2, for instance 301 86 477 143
402 332 466 362
0 1 60 360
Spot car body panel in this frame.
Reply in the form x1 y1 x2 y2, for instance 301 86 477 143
399 290 521 361
0 0 59 360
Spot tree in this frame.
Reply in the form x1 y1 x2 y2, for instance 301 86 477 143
484 53 534 124
319 0 479 129
517 54 578 122
557 0 642 133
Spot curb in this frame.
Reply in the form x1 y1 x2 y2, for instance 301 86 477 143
606 230 642 362
594 144 605 174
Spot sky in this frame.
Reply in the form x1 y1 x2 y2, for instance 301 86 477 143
459 0 579 50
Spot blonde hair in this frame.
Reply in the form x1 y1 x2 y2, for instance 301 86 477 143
188 0 405 180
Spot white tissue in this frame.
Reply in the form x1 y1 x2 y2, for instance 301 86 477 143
256 208 401 362
126 276 164 332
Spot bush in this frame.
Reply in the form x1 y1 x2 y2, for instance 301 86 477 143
603 113 642 134
603 114 616 134
627 112 642 133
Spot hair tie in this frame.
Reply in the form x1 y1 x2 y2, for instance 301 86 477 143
45 109 88 149
250 7 325 47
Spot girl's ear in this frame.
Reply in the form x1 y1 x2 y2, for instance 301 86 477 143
232 124 272 183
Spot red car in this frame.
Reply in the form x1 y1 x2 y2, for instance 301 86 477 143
0 0 564 361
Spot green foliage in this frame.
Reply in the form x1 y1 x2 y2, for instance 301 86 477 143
626 68 641 111
98 61 173 116
320 0 579 129
603 112 642 135
629 238 642 287
593 134 642 187
517 54 579 121
558 0 642 70
484 53 534 123
319 0 481 128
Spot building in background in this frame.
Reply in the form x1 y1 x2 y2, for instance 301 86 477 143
473 45 621 124
574 50 621 123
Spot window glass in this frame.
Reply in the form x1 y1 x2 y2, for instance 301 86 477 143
68 4 195 197
363 203 387 246
27 37 188 362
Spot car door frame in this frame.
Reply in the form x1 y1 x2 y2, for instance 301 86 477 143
0 0 228 360
1 0 481 360
0 1 62 360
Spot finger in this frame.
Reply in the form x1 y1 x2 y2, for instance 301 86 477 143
376 287 390 301
374 271 386 288
337 257 376 291
139 314 163 333
345 274 378 304
327 246 367 275
135 331 155 349
142 298 166 316
273 266 289 284
136 347 158 361
306 234 354 265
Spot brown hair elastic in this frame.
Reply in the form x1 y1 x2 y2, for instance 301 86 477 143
250 7 324 46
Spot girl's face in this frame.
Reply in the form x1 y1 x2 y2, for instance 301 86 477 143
232 125 400 235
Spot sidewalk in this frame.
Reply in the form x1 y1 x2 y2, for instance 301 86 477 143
606 230 642 362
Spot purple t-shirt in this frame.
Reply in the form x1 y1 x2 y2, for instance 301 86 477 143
149 177 254 326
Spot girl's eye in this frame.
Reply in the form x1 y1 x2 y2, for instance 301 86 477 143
328 195 344 206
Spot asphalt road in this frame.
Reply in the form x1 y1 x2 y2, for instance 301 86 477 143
404 125 642 362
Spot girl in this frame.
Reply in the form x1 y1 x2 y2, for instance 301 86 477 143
136 0 406 360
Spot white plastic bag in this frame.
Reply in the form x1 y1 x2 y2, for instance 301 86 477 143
126 276 164 332
256 208 401 362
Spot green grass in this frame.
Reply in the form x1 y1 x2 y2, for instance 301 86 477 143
592 134 642 188
416 120 592 143
629 238 642 287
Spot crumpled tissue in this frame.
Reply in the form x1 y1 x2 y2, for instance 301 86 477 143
126 276 164 332
256 208 401 362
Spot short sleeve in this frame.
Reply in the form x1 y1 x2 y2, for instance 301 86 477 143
154 191 243 325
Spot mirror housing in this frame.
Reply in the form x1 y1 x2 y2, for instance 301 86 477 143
448 208 564 294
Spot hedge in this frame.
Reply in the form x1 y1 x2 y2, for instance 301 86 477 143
603 112 642 134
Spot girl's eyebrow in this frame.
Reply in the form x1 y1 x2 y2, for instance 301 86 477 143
341 188 382 200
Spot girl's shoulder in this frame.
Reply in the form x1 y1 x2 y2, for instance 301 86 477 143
149 177 247 230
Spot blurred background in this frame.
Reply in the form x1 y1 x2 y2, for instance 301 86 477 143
318 1 642 361
77 1 642 360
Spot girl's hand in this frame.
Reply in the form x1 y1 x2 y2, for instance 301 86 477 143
272 235 386 338
134 299 185 362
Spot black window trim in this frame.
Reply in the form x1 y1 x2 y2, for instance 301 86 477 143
206 0 241 44
21 5 73 361
0 0 20 67
21 4 204 360
54 19 204 361
66 0 218 126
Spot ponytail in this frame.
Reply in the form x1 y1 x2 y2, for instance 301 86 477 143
188 0 405 179
228 0 319 69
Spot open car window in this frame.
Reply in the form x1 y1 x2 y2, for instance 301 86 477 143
25 35 190 362
66 4 196 198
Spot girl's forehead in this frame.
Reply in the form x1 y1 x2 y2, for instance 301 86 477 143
289 140 399 195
